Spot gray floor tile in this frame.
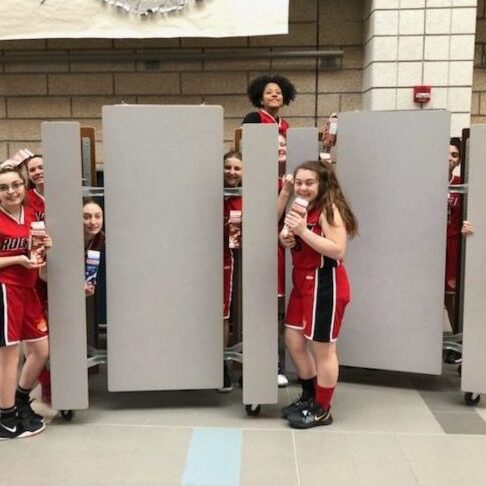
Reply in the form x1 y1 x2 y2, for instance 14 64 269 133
409 460 486 486
298 458 360 486
6 366 486 486
433 411 486 435
332 381 443 434
119 451 186 484
242 429 294 458
416 389 477 413
241 455 299 486
122 427 191 484
9 454 136 484
353 460 419 486
473 401 486 421
28 423 140 456
294 431 408 463
398 434 486 464
294 432 420 486
240 429 297 485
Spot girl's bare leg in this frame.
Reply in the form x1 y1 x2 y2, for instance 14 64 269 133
18 339 49 391
0 344 20 408
285 327 316 379
311 341 338 388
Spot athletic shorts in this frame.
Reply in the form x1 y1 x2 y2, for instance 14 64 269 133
445 235 459 291
285 265 350 342
223 252 235 320
0 283 48 347
278 244 285 297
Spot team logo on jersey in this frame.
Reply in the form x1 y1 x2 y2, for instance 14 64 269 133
1 237 28 252
36 318 48 333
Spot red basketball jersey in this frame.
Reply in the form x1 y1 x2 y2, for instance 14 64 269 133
259 110 289 136
0 206 38 288
447 175 462 239
243 110 289 136
26 188 45 222
290 207 341 271
224 196 243 257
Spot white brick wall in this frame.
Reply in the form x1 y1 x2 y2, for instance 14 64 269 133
364 0 478 135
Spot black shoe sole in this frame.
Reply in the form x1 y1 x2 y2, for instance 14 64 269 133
288 414 333 429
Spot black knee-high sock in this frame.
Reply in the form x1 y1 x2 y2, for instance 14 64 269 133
299 376 316 401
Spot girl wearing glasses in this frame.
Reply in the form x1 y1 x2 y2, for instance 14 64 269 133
0 165 51 440
279 161 357 429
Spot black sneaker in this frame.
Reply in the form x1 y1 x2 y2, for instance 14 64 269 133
281 396 310 419
218 365 233 393
287 400 333 429
0 415 45 440
17 400 44 425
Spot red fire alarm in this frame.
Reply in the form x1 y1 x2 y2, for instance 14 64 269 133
413 85 431 104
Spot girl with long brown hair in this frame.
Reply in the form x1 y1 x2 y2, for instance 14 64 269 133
279 160 357 428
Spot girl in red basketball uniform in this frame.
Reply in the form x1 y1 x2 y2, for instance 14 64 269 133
280 160 357 428
221 151 243 392
24 155 45 223
242 75 296 137
0 165 51 440
22 155 52 402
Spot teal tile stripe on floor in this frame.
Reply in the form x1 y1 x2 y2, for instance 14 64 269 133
182 427 242 486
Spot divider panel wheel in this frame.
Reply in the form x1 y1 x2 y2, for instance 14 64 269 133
245 404 261 417
464 392 481 406
60 410 75 421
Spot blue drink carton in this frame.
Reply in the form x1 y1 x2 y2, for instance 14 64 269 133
85 250 101 286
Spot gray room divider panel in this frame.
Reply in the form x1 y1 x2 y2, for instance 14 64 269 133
286 127 320 174
242 124 278 405
336 111 448 374
42 122 89 410
103 105 223 391
461 125 486 394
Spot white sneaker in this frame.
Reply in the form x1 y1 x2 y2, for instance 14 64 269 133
278 373 289 388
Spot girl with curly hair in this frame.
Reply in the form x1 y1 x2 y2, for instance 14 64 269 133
242 74 296 136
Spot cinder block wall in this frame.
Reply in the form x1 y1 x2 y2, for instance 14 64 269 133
473 0 486 124
0 0 364 163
